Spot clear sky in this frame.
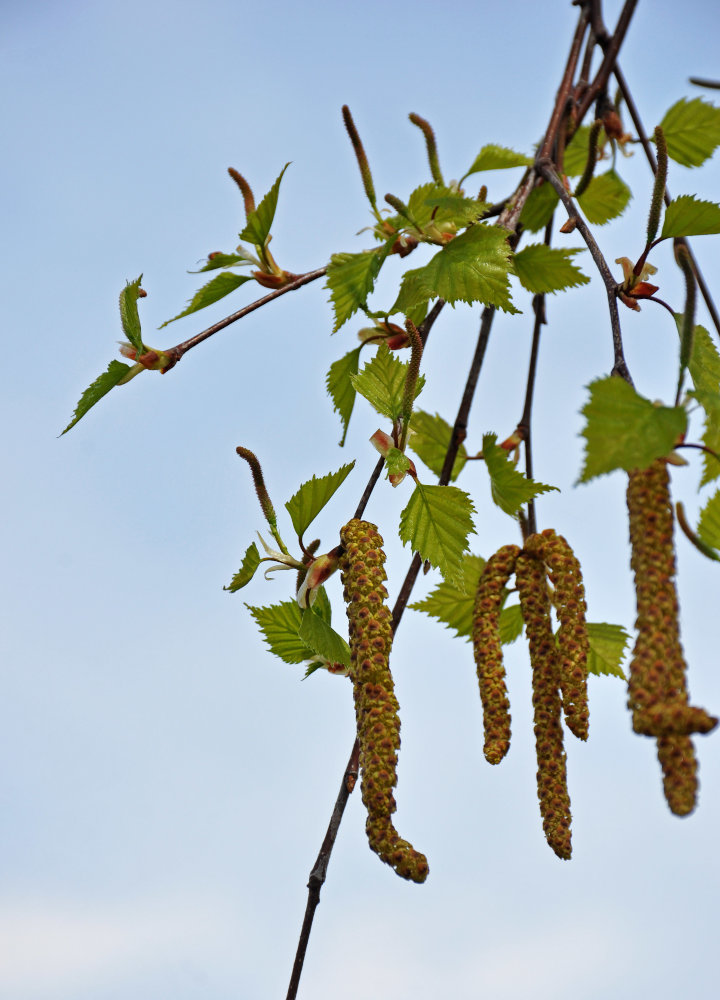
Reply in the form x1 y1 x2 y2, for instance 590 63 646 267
2 1 719 998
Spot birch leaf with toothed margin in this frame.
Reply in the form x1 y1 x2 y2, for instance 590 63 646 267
577 170 631 225
658 98 720 168
482 433 558 515
519 183 559 233
119 276 145 354
513 244 589 295
61 360 133 435
408 410 467 481
585 623 629 679
661 195 720 238
326 240 393 332
238 163 290 248
326 347 362 446
698 490 720 553
299 608 351 669
160 272 254 327
284 462 355 539
462 144 533 178
350 343 425 422
246 600 314 665
399 482 475 587
225 542 261 592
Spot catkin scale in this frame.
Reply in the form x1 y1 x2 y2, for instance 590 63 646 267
339 519 428 883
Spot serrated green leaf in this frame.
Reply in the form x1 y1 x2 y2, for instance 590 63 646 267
193 253 250 272
225 542 262 592
313 585 332 624
586 622 629 679
579 377 687 482
61 359 134 435
409 553 485 639
119 276 145 354
405 183 486 232
698 489 720 552
563 125 592 177
399 482 475 585
392 225 518 314
326 347 362 445
661 195 720 238
284 462 355 539
246 600 313 665
498 603 524 645
513 244 589 295
519 182 559 233
238 163 290 248
659 97 720 168
408 410 467 482
299 608 351 668
683 319 720 397
350 343 425 421
482 433 558 515
160 272 254 327
462 144 533 178
385 448 411 477
326 242 392 332
578 170 631 225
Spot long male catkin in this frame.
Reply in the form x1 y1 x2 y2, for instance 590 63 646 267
339 519 428 883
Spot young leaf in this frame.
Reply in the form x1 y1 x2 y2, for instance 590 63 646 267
299 608 352 669
462 144 533 178
284 462 355 539
512 244 590 295
119 276 145 354
350 343 425 421
586 622 629 679
661 195 720 238
498 602 524 645
698 489 720 553
160 272 253 327
409 553 485 638
392 225 518 314
658 97 720 168
482 433 558 515
61 359 133 435
238 163 290 248
326 346 362 445
225 542 262 592
326 242 391 332
685 320 720 398
193 253 251 272
577 170 631 225
579 377 687 482
246 600 314 664
408 410 467 481
563 125 592 177
519 182 559 233
385 448 412 477
399 482 475 586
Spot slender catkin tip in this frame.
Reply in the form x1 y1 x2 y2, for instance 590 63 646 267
236 446 277 526
409 112 444 185
228 167 256 218
646 126 667 245
341 105 377 209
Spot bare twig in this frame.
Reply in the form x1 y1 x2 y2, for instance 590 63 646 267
539 6 590 160
575 0 638 122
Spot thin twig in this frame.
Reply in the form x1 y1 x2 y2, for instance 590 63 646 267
539 6 590 160
519 293 547 537
354 457 384 520
575 0 638 123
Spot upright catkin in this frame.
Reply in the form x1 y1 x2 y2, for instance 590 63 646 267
339 519 428 883
472 544 520 764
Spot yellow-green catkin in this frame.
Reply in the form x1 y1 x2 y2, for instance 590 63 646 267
627 460 717 816
516 551 572 860
525 530 590 741
472 544 520 764
339 519 429 883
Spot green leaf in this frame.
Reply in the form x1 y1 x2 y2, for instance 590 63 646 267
409 553 485 639
284 462 355 539
246 600 313 665
513 244 589 295
326 242 392 332
350 343 425 421
326 346 363 445
698 489 720 552
393 225 518 314
385 448 412 478
238 163 290 248
482 433 558 515
579 377 688 482
225 542 261 592
160 272 254 327
399 482 475 586
61 359 134 435
498 603 524 645
577 170 631 225
119 276 145 354
404 183 487 232
519 182 559 233
585 622 629 679
462 144 533 178
408 410 467 481
563 125 592 177
193 253 250 272
658 97 720 168
684 320 720 397
661 195 720 238
299 608 352 669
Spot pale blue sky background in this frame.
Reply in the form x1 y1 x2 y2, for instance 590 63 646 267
2 1 720 998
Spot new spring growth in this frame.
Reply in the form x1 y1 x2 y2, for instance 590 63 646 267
235 446 288 555
117 342 175 378
296 545 342 609
674 241 696 404
573 119 602 199
408 112 444 186
646 126 668 246
384 193 423 235
399 320 423 451
341 105 378 216
615 256 658 311
370 429 417 487
228 167 256 217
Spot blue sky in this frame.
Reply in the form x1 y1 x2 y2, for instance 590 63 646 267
2 1 720 997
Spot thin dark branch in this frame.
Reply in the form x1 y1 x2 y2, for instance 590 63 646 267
576 0 638 122
519 293 547 537
354 457 384 520
539 7 590 160
689 77 720 90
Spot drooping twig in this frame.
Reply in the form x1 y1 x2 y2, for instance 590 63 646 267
519 293 547 538
538 6 590 160
575 0 638 123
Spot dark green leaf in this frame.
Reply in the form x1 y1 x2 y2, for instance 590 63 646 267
225 542 262 592
326 242 392 332
519 182 559 233
399 482 475 586
284 462 355 539
482 433 558 515
563 125 592 177
513 244 589 294
299 608 351 669
246 600 314 664
326 347 363 445
578 170 631 225
350 343 425 421
586 622 629 679
408 410 467 481
61 359 134 435
661 195 720 238
119 276 145 354
462 144 533 178
409 553 485 639
160 272 253 327
239 163 290 248
698 489 720 552
659 97 720 168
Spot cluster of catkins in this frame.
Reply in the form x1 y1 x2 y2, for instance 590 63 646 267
472 529 589 860
339 519 429 883
626 459 717 815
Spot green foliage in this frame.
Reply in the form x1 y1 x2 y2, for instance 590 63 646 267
238 163 290 248
350 343 425 421
299 607 352 668
160 272 254 327
399 482 475 586
498 602 524 645
246 600 313 664
658 97 720 168
409 553 485 638
326 347 362 445
697 490 720 553
404 183 487 232
520 182 559 233
513 244 589 295
284 463 355 539
563 125 592 176
194 253 250 272
119 276 145 355
579 378 687 482
482 433 558 515
461 144 533 180
685 321 720 398
577 170 631 225
225 541 262 592
661 195 720 238
385 448 412 477
61 359 134 435
326 242 392 332
585 622 629 679
408 410 467 481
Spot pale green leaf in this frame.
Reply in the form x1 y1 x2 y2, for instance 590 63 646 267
284 462 355 539
399 482 475 585
698 489 720 552
405 183 483 232
409 553 485 639
350 343 425 421
238 163 290 248
578 170 631 225
160 272 253 327
684 319 720 397
299 608 352 668
661 195 720 238
586 622 629 679
225 542 261 592
563 125 592 177
326 346 362 445
498 603 524 645
385 448 411 477
246 600 314 664
462 144 533 178
61 359 133 435
513 244 589 294
658 97 720 168
579 377 687 482
193 253 250 272
408 410 467 481
326 242 392 332
519 182 559 233
119 276 145 354
482 433 558 515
